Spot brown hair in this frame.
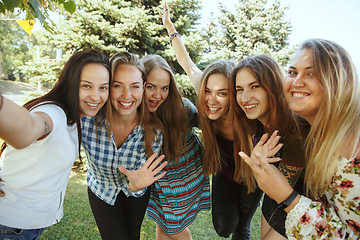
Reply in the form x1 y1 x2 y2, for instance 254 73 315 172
141 54 187 163
197 60 235 176
1 49 111 157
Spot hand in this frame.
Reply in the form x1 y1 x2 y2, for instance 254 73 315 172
251 130 283 164
118 153 167 192
239 150 293 204
162 2 174 31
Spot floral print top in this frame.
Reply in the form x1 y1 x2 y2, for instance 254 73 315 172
285 156 360 239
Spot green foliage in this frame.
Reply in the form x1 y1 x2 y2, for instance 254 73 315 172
0 0 77 31
200 0 294 66
0 13 36 81
176 73 197 104
19 57 66 87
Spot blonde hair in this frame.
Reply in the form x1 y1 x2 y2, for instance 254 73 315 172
197 60 235 176
298 39 360 198
141 54 187 163
109 52 165 158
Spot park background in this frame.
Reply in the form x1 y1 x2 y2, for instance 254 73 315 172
1 0 359 239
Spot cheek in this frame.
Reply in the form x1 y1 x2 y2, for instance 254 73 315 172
161 91 169 100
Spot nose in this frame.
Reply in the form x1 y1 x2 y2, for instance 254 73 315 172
90 89 100 101
207 93 217 104
122 87 131 99
152 89 161 99
291 73 305 87
241 89 251 103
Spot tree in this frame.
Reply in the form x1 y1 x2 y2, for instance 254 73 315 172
0 0 76 31
0 13 36 81
201 0 295 66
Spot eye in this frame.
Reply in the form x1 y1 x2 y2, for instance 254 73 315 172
205 89 210 94
236 88 244 93
100 86 108 90
162 86 169 91
251 85 260 90
146 85 155 90
219 92 227 97
132 85 140 89
288 70 297 76
82 84 90 89
308 72 314 76
112 83 121 88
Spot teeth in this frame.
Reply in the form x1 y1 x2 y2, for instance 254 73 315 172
293 93 306 97
86 102 99 107
209 107 220 112
244 104 257 109
121 102 132 107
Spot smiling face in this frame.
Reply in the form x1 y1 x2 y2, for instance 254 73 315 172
284 48 323 125
235 68 269 125
144 68 170 112
110 64 144 119
79 63 109 118
203 73 230 120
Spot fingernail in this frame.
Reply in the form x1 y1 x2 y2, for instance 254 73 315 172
0 191 5 197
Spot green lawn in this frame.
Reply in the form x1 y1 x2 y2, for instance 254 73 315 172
41 171 262 239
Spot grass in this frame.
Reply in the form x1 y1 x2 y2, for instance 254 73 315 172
41 171 262 240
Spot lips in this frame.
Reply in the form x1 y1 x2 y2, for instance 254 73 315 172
243 103 258 112
119 101 134 109
291 91 310 98
208 106 221 113
148 100 159 109
85 101 101 109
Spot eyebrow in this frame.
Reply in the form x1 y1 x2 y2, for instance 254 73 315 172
80 80 109 85
236 80 258 88
205 87 229 91
288 66 313 70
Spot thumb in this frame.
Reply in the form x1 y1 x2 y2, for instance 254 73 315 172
118 166 128 176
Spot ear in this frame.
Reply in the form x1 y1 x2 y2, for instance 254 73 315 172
143 82 146 91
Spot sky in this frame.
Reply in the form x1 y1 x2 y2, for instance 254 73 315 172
199 0 360 70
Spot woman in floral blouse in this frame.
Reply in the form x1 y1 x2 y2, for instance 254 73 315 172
240 38 360 239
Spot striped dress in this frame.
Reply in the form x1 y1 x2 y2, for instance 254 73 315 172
146 98 211 235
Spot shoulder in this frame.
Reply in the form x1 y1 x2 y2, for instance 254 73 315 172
31 103 67 127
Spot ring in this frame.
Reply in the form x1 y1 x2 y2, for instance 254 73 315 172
165 9 168 11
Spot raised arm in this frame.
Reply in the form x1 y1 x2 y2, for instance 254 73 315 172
162 2 202 93
0 93 53 149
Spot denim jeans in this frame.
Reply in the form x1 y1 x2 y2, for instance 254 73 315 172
0 224 44 240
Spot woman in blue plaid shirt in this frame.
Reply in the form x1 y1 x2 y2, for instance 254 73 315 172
81 52 167 240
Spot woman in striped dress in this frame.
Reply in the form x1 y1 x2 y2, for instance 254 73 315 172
141 54 211 239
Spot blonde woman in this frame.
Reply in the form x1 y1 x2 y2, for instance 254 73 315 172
241 39 360 239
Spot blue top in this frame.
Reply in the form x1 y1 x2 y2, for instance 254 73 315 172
81 116 162 205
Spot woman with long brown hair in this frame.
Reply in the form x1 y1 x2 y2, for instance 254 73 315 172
0 49 110 239
162 3 263 239
141 54 210 240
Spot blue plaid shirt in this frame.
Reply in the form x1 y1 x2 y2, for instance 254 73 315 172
81 116 162 205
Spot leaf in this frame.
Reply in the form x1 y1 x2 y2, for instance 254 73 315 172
0 3 6 14
58 0 65 4
28 0 45 23
2 0 20 11
64 0 76 14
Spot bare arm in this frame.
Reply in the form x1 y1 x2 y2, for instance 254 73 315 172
0 94 53 149
162 3 202 93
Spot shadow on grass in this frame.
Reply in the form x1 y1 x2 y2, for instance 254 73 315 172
41 171 262 240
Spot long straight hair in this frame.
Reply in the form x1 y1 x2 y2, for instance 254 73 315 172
109 52 165 157
141 54 187 163
230 54 304 192
297 39 360 198
0 49 111 157
197 60 235 176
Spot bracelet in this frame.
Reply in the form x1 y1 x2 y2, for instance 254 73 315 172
168 27 176 35
277 189 298 210
0 92 3 111
169 32 181 46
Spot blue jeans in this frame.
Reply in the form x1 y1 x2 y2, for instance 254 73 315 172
0 224 44 240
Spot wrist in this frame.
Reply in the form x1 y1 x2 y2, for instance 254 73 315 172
166 24 175 33
128 182 140 192
277 189 299 211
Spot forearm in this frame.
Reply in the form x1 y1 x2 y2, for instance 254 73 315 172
165 26 202 93
0 94 49 148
